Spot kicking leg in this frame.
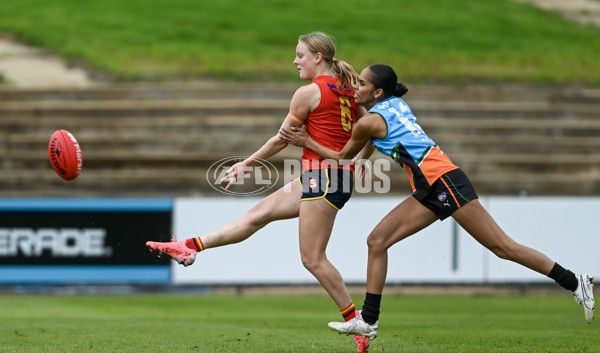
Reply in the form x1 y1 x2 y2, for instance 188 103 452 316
146 180 302 265
201 180 302 248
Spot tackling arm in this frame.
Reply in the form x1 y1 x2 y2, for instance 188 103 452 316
279 113 384 162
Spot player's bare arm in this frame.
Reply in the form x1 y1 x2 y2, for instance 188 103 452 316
279 112 385 161
221 83 317 188
247 83 317 163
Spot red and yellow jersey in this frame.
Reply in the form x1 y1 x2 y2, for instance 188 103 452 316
302 75 357 171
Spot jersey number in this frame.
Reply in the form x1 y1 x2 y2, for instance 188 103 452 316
339 96 353 132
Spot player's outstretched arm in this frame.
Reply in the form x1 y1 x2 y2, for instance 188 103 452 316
221 84 315 189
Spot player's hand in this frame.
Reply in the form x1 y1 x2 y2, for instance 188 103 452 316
353 158 371 181
278 126 309 147
220 161 248 190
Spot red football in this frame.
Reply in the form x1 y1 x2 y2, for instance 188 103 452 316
48 129 83 181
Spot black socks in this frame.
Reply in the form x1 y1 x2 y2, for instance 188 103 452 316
548 263 578 292
358 263 577 326
361 292 382 325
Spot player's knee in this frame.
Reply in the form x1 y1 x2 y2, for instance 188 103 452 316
490 246 509 260
301 256 314 272
300 251 324 273
366 231 387 252
489 241 518 261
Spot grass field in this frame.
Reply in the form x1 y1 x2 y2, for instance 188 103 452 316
0 2 598 351
0 0 599 83
1 293 598 352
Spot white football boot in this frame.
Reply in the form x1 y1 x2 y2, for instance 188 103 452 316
572 274 595 324
329 315 378 339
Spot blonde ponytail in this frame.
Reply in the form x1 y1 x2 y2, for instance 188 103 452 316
332 58 359 90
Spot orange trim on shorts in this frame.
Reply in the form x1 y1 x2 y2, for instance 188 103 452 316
439 177 461 208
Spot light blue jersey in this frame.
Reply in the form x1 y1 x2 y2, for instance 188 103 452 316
369 97 434 159
369 97 458 199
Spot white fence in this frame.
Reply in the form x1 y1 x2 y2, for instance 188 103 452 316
173 196 599 284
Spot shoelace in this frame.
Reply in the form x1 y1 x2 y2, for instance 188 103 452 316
576 276 594 309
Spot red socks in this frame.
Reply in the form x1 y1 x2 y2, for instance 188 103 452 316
185 237 205 252
340 302 356 322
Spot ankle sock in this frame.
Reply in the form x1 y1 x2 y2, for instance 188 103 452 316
548 262 578 292
185 237 205 252
340 302 356 322
361 292 382 325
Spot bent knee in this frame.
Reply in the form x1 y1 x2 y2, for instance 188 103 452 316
300 253 325 273
366 231 389 252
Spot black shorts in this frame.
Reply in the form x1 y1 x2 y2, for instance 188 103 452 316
417 168 478 220
299 168 353 210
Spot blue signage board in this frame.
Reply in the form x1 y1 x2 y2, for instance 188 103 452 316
0 198 172 284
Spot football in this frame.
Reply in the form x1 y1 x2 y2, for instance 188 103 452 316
48 129 83 181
